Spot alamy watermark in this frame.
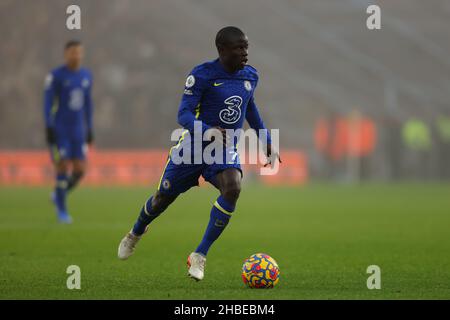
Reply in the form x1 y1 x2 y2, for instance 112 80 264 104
66 265 81 290
366 5 381 30
169 121 280 175
366 265 381 289
66 5 81 30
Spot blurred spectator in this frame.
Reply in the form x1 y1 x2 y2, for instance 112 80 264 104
347 110 377 181
315 110 376 181
402 119 432 179
383 116 403 180
435 115 450 179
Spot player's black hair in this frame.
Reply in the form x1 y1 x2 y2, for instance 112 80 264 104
215 26 245 49
65 40 82 50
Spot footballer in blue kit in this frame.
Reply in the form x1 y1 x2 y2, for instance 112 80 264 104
118 27 281 281
43 40 94 224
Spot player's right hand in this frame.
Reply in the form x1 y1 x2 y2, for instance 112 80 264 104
264 143 282 168
46 127 56 145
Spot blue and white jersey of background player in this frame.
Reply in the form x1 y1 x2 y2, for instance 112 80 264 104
176 58 271 159
43 65 93 160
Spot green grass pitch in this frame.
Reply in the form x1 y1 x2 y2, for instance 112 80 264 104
0 183 449 299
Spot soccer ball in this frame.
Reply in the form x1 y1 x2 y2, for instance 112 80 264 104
241 253 280 288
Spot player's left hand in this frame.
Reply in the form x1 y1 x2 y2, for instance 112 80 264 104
264 144 282 168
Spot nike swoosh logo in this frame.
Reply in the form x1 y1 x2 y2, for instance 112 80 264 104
213 82 224 87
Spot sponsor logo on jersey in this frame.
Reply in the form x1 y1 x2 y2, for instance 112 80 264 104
68 89 84 111
219 95 243 124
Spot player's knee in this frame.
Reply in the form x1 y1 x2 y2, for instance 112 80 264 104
221 183 241 204
73 160 86 174
56 160 69 174
70 170 85 186
218 169 242 203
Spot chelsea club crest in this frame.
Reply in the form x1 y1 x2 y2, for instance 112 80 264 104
162 179 171 190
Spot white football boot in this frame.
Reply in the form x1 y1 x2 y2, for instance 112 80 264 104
187 252 206 281
118 231 142 260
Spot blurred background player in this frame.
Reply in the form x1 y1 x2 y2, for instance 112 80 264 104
118 26 280 280
43 40 94 223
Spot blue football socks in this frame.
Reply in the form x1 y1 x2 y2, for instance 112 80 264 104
196 195 235 256
132 196 163 236
55 173 68 213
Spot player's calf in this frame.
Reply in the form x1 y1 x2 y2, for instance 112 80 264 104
67 160 86 192
152 191 178 213
118 192 177 260
67 170 84 192
132 192 177 236
52 161 73 223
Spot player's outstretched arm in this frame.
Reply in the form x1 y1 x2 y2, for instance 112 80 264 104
245 97 281 166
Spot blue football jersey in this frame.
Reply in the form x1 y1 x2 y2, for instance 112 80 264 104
178 58 271 145
43 65 93 136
